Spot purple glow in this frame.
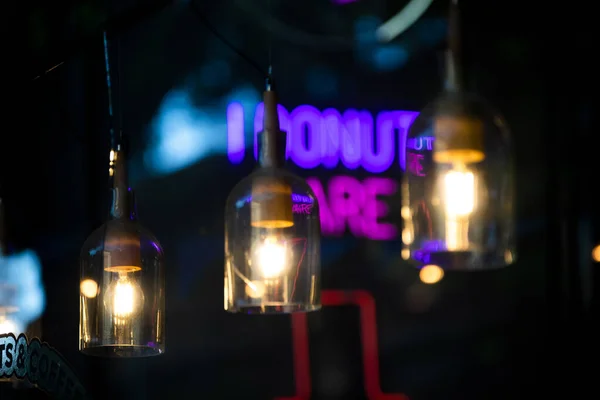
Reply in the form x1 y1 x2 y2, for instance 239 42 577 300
231 102 418 173
407 136 434 151
307 175 397 240
306 178 335 234
389 111 420 170
227 103 245 164
321 109 342 168
407 152 425 176
292 204 314 215
226 103 420 241
235 192 314 209
339 110 365 170
329 175 365 236
362 177 397 240
413 240 446 263
363 113 394 173
290 105 322 169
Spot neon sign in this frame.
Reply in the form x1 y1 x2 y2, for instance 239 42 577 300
307 176 397 241
227 103 419 172
226 102 430 241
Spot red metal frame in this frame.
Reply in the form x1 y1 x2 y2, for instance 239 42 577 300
275 290 408 400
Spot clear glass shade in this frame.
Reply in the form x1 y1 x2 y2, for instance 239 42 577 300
402 91 515 270
79 218 165 357
225 167 321 313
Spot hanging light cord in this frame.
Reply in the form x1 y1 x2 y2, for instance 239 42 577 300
102 31 117 151
32 1 268 83
30 0 174 83
189 1 267 77
445 0 462 91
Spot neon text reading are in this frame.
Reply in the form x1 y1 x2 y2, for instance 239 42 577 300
227 103 419 173
307 176 397 241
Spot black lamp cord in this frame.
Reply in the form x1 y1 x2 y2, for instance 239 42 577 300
31 1 268 83
103 31 117 152
189 1 267 78
444 0 462 92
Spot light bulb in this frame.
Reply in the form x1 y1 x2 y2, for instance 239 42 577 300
442 163 476 251
253 236 289 279
224 79 321 313
104 273 144 320
401 5 515 270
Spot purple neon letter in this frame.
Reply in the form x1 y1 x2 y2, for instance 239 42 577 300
320 109 342 169
328 176 365 237
393 111 420 170
306 177 336 235
227 102 419 174
340 110 363 170
362 177 397 240
307 175 397 240
290 105 322 169
361 112 394 173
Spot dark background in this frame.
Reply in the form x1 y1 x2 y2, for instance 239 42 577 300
3 0 599 399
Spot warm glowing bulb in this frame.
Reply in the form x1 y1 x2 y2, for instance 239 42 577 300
443 166 475 217
104 274 144 319
0 315 18 335
443 164 475 251
419 264 444 284
254 237 288 279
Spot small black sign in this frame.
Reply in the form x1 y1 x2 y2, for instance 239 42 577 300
0 333 88 399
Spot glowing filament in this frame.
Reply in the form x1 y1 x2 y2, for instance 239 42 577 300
443 166 475 251
105 274 144 321
443 168 475 217
255 238 288 279
113 280 135 317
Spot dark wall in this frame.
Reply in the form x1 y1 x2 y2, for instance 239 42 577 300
4 0 598 399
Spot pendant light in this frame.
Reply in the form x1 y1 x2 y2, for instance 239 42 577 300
79 33 165 357
401 0 515 270
224 73 321 313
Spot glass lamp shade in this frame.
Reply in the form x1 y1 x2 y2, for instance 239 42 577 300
225 167 321 313
402 91 515 270
79 218 165 357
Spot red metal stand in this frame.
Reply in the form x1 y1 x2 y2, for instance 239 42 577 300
275 290 408 400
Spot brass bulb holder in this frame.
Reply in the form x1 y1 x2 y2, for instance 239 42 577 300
251 86 294 229
251 176 293 228
103 232 142 273
433 113 485 164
